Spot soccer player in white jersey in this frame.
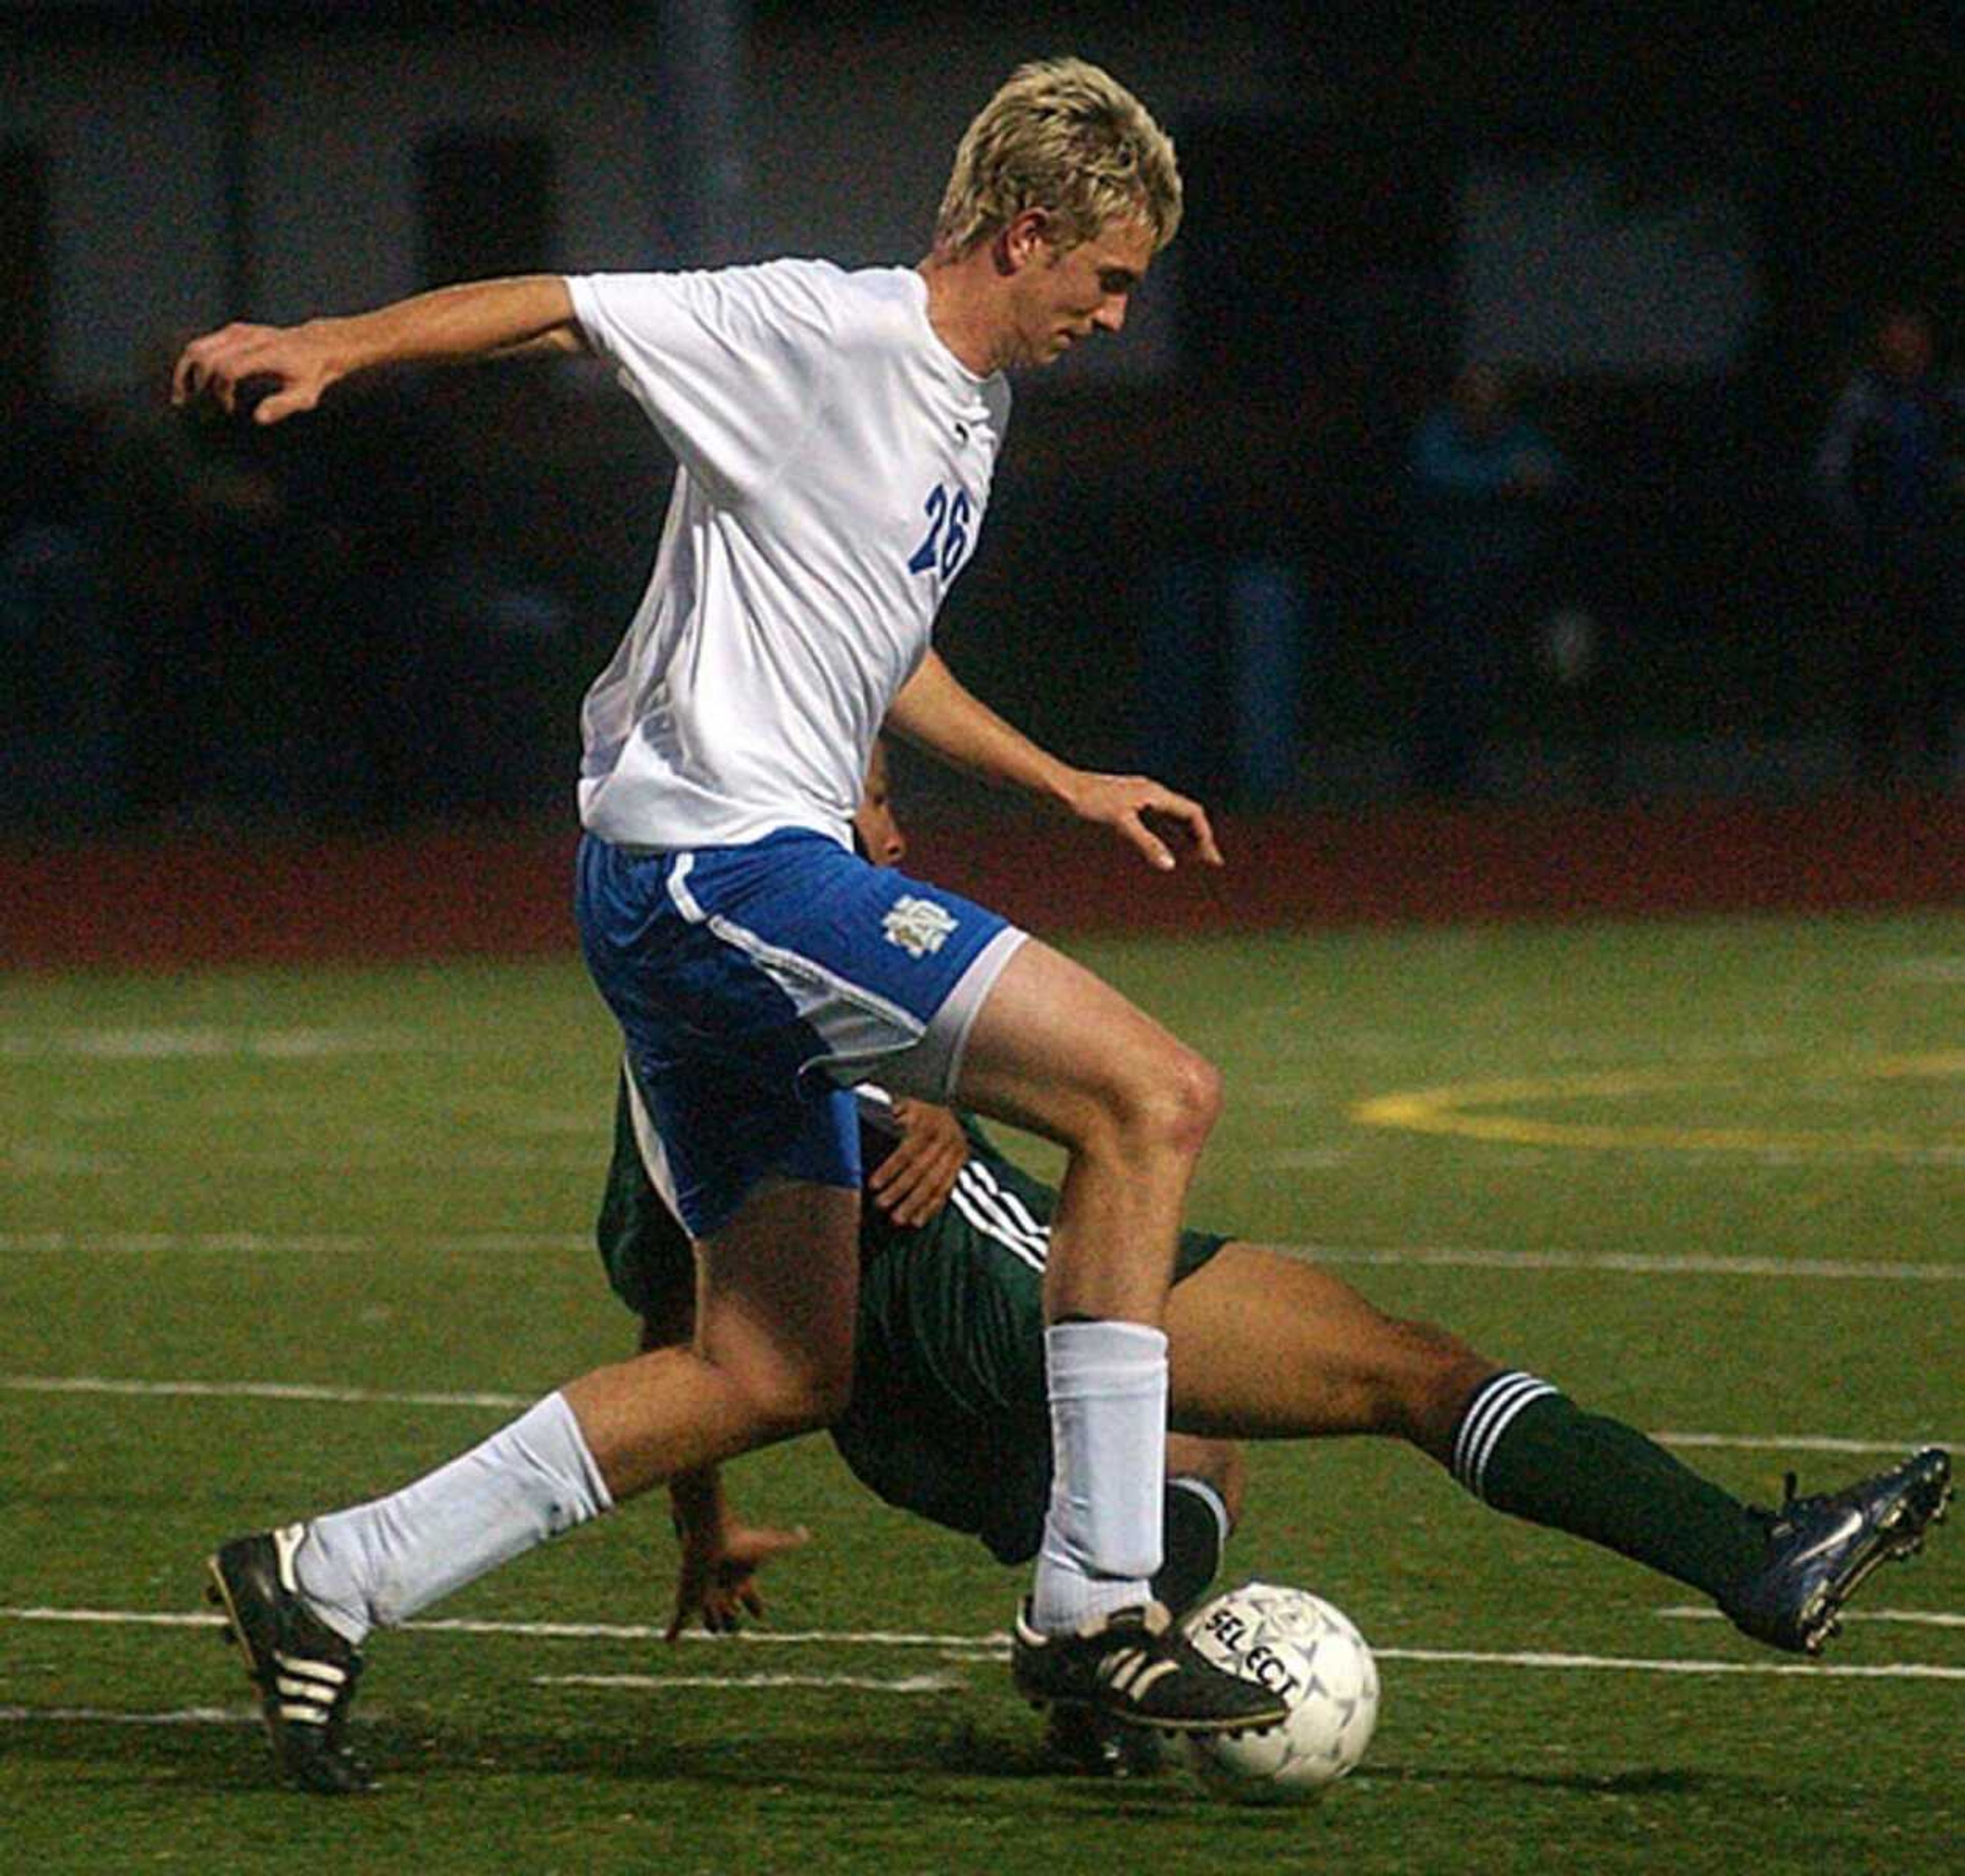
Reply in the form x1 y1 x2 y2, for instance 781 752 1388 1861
174 58 1284 1793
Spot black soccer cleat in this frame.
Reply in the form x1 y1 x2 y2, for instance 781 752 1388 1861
1042 1704 1166 1778
1720 1446 1952 1655
206 1523 373 1795
1011 1599 1289 1737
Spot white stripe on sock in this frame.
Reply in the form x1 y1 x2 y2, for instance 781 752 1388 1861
1466 1379 1558 1498
1451 1374 1517 1482
1454 1372 1558 1499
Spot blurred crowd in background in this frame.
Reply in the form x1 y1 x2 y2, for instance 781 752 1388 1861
2 360 599 833
6 7 1961 839
2 301 1961 837
0 285 1957 837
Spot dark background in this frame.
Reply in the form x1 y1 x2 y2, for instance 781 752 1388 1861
3 3 1961 836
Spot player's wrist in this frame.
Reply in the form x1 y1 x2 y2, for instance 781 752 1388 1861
1045 763 1097 818
300 314 362 386
668 1466 728 1533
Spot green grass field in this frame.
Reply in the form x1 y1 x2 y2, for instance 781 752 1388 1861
4 907 1961 1873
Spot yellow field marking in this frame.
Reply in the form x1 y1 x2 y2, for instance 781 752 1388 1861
1352 1053 1965 1156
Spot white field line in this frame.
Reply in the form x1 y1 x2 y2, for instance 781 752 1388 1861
0 1232 369 1255
1 1375 535 1410
1368 1648 1965 1681
416 1619 999 1649
218 1151 605 1172
2 1375 1954 1458
0 1706 257 1727
0 1028 423 1060
3 1151 608 1176
1291 1246 1965 1283
1881 958 1965 984
5 1607 1961 1684
536 1673 964 1694
1656 1606 1965 1630
0 1608 1011 1648
15 1633 1965 1725
1649 1431 1958 1456
5 1230 1959 1286
0 1232 589 1255
15 1603 1964 1643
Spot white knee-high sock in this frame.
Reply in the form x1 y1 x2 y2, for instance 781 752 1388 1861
1030 1319 1169 1631
293 1392 613 1646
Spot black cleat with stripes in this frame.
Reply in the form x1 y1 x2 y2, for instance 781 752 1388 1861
1720 1446 1953 1655
1011 1599 1289 1736
206 1524 373 1795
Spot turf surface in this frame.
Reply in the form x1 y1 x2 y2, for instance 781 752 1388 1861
3 908 1961 1872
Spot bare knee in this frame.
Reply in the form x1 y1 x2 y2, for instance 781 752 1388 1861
1095 1043 1221 1165
731 1351 853 1441
640 1315 852 1434
1168 1048 1224 1153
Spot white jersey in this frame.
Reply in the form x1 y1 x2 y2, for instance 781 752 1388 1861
568 260 1012 850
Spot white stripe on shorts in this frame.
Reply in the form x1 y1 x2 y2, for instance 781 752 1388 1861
661 847 1027 1103
623 1068 685 1227
947 1169 1050 1273
706 910 928 1062
661 849 927 1055
964 1160 1052 1249
664 853 705 924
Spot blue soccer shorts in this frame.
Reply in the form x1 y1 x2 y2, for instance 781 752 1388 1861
576 828 1025 1239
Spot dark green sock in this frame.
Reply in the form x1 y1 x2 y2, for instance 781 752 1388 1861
1152 1475 1230 1616
1453 1371 1766 1597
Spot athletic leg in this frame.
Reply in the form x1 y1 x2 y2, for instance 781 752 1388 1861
1163 1244 1770 1599
1163 1245 1494 1451
290 1179 858 1653
951 942 1285 1731
564 1180 861 1497
955 939 1218 1625
1045 1445 1243 1778
215 835 878 1791
958 937 1219 1323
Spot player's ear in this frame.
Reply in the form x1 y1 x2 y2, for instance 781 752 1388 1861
999 208 1053 272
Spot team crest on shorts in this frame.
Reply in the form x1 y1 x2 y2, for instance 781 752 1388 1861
882 894 958 958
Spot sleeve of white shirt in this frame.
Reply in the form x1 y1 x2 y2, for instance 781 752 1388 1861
567 261 840 504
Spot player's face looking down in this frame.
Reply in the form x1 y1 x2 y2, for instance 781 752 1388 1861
998 210 1155 369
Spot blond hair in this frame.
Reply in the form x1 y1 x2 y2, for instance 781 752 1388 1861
933 57 1182 258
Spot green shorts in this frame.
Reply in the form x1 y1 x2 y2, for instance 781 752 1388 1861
596 1081 1228 1565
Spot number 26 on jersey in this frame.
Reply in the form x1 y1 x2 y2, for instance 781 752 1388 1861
907 484 974 581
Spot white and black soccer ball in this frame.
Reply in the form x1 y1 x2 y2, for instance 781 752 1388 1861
1179 1582 1380 1802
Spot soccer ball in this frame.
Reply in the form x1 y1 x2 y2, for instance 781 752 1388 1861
1179 1582 1380 1802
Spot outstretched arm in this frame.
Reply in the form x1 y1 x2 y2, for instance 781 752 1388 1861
887 648 1222 871
171 274 584 425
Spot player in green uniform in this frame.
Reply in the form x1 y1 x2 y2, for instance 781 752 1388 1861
603 746 1951 1771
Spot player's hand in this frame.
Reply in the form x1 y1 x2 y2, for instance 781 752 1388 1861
666 1515 813 1642
171 320 340 425
1064 771 1224 872
868 1098 968 1226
